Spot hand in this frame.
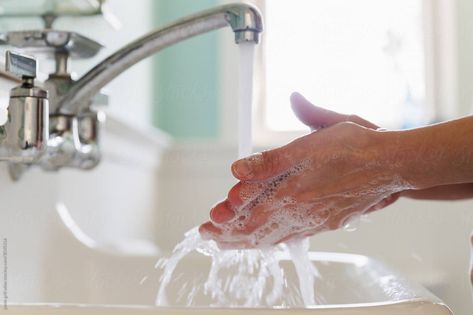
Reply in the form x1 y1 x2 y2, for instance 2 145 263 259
291 92 473 201
199 93 408 248
290 92 400 212
290 92 378 131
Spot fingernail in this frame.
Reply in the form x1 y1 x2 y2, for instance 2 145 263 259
290 92 300 101
233 153 264 179
210 200 235 224
232 159 253 179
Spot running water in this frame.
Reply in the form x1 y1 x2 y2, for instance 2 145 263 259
155 229 318 307
155 43 320 307
238 42 255 158
286 240 319 306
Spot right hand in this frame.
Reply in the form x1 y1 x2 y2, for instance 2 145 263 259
290 92 401 212
291 92 473 201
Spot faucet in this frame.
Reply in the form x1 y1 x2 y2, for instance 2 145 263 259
0 51 49 164
56 4 263 116
0 3 263 180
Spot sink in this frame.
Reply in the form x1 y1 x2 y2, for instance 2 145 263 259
3 302 452 314
8 205 452 314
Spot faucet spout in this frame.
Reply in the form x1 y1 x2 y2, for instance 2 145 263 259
56 3 263 115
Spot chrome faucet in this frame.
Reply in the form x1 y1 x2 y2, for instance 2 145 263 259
0 51 48 164
0 3 263 180
56 4 263 116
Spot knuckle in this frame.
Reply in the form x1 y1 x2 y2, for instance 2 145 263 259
261 150 279 174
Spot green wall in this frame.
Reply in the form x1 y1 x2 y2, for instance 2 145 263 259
152 0 219 139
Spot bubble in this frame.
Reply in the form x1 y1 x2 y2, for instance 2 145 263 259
342 213 362 232
216 161 324 247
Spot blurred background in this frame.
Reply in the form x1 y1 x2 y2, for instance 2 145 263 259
0 0 473 314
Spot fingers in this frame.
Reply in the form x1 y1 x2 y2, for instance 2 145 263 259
199 221 254 249
290 92 335 129
364 192 401 213
231 148 295 181
227 181 265 207
345 114 379 130
290 92 379 130
210 200 235 224
199 221 223 240
227 182 244 207
211 182 267 225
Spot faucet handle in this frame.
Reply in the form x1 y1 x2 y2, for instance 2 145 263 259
5 50 37 80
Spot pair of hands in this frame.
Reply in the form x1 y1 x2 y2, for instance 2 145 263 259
199 93 406 249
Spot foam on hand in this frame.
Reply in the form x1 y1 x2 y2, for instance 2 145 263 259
213 160 331 247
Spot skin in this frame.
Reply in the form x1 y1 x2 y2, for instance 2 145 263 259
199 92 473 249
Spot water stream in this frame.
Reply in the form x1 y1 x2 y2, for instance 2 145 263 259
238 42 256 158
155 43 319 308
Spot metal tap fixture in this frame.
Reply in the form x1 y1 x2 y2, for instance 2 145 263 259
0 3 263 180
0 51 48 163
56 3 263 115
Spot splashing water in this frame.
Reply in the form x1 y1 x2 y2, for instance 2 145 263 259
155 43 320 307
155 228 319 307
286 240 320 305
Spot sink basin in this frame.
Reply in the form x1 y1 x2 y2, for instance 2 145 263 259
4 301 452 314
9 205 451 314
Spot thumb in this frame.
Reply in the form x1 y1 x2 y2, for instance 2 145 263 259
290 92 379 130
231 148 295 181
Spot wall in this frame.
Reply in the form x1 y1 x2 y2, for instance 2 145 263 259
58 0 154 126
152 0 219 139
457 0 473 116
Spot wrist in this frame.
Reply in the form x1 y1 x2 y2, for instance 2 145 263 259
379 127 442 190
371 129 418 191
382 117 473 190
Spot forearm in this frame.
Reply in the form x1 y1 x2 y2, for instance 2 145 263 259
387 116 473 190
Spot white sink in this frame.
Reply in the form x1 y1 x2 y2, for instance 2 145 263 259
7 205 452 314
3 302 452 315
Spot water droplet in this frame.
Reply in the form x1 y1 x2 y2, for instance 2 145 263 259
343 213 362 232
